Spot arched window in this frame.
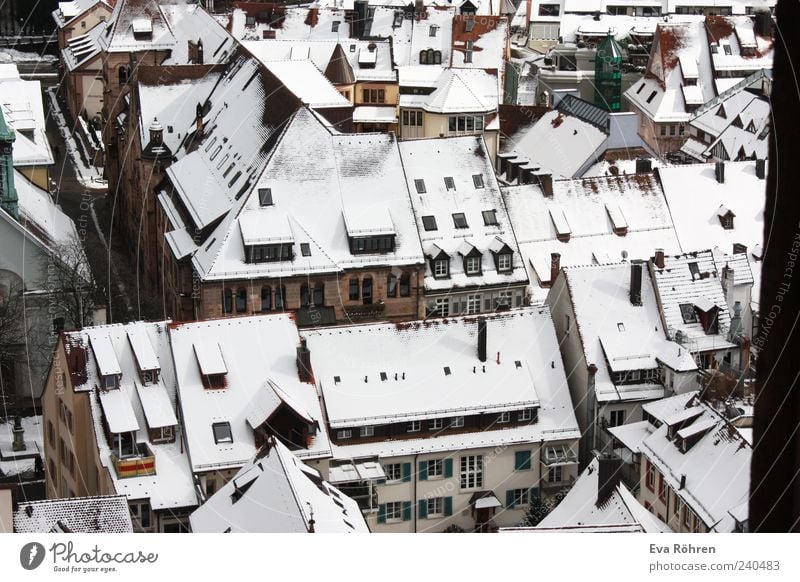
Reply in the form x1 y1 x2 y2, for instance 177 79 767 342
275 286 286 311
399 272 411 297
260 286 272 311
434 51 442 65
426 49 435 64
313 282 325 307
362 277 373 304
235 288 247 313
300 283 310 308
420 50 428 64
118 65 129 84
387 273 397 298
223 288 233 314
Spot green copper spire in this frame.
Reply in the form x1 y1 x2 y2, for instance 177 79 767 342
0 108 18 221
594 33 624 112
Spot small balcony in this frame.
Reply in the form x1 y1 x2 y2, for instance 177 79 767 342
112 442 156 479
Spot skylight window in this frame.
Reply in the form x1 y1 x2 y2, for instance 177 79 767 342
723 44 732 55
679 303 698 324
452 213 468 229
212 422 233 444
301 243 311 256
422 215 438 231
414 179 426 194
646 91 657 104
472 174 484 189
482 210 498 226
350 44 356 52
617 322 625 331
444 177 456 190
465 20 475 33
688 261 700 280
443 366 451 376
258 188 273 206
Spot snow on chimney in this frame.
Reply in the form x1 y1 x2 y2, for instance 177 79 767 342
477 317 487 362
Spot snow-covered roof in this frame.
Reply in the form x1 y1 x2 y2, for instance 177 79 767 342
659 161 764 306
306 308 580 457
503 110 607 179
244 38 397 83
558 262 697 403
62 22 106 71
64 322 196 511
101 0 176 52
180 107 423 282
608 419 652 454
706 15 773 74
529 457 671 533
399 135 528 293
451 14 508 72
136 383 179 430
0 65 53 168
642 391 698 424
369 6 456 67
14 495 133 533
640 398 751 532
229 6 351 42
53 1 112 28
264 59 352 109
127 327 160 372
651 250 735 352
88 332 123 377
503 173 681 301
170 315 331 473
399 68 499 114
159 3 236 66
189 440 368 533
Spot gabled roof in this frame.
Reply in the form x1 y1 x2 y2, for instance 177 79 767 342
53 0 113 28
14 495 133 533
451 13 508 71
228 5 350 42
399 68 498 114
0 65 53 168
102 0 175 53
264 59 352 109
189 440 367 533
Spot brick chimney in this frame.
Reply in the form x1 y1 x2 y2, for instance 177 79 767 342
195 103 205 139
630 260 643 305
654 248 665 269
538 173 554 198
715 161 725 184
477 317 487 362
596 453 623 506
296 338 313 383
550 252 561 286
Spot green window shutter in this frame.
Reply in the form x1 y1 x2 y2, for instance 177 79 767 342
444 496 453 517
514 450 532 471
530 486 540 501
402 501 412 521
376 478 386 485
402 462 412 482
444 458 453 478
378 504 387 523
419 460 428 480
418 500 428 519
506 490 516 509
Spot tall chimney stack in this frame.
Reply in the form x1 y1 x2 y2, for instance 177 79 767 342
477 317 487 363
296 338 313 383
654 248 665 269
755 158 766 179
596 453 624 506
550 252 561 286
715 161 725 184
629 260 643 305
195 103 205 139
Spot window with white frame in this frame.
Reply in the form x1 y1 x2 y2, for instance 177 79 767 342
548 465 563 483
386 501 403 521
408 420 421 432
433 258 449 278
360 425 374 437
337 429 352 439
460 455 483 489
385 463 403 482
609 410 625 427
427 497 444 517
512 488 530 506
518 408 532 422
451 416 465 428
545 445 570 464
212 422 233 444
434 298 449 317
465 256 481 275
466 294 481 314
498 411 510 423
495 291 513 308
430 418 444 430
428 459 443 478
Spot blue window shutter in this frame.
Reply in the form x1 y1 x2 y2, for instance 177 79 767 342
377 478 386 485
402 462 412 482
506 490 516 508
444 496 453 516
378 504 387 523
403 501 412 521
419 500 428 519
444 458 453 478
515 450 531 471
419 460 428 480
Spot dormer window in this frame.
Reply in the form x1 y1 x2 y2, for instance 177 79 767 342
488 238 514 273
91 334 122 391
465 255 481 275
430 25 438 37
717 207 735 230
246 243 293 263
434 258 450 278
349 235 396 254
497 253 512 273
195 343 227 390
104 375 118 390
679 303 698 324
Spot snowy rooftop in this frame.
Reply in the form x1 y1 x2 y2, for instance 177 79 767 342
559 262 697 403
642 391 698 424
229 6 351 42
189 440 367 533
399 68 499 114
369 6 456 67
640 398 751 532
62 21 106 71
0 65 53 168
706 16 773 73
182 107 423 281
503 110 607 179
264 59 351 109
306 308 580 457
651 250 735 352
14 495 133 533
503 173 681 301
170 315 332 473
451 14 508 71
65 322 196 511
530 457 671 533
398 136 528 292
54 1 111 27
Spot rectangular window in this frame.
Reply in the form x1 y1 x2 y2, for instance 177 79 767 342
460 455 483 489
498 411 510 423
646 460 656 491
609 410 625 427
497 254 512 272
387 274 397 297
452 213 468 228
337 429 352 440
518 408 532 422
511 488 530 507
362 89 385 104
426 497 444 517
548 465 563 483
433 259 449 278
47 421 55 447
429 418 443 430
473 174 484 189
407 420 421 432
465 256 481 275
349 278 359 300
414 179 426 194
444 177 456 191
385 463 402 482
660 125 667 136
386 501 403 521
466 294 481 314
514 450 532 471
434 298 449 317
658 474 667 501
212 422 233 444
482 210 498 226
539 4 560 16
300 243 311 256
451 416 465 428
359 425 374 437
258 188 273 206
399 273 411 297
422 215 437 231
427 459 443 478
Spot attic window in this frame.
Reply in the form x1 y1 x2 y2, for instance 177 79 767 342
723 44 732 55
452 213 468 228
646 91 657 104
465 20 475 33
332 21 340 33
617 322 625 332
482 210 498 226
301 243 311 256
212 422 233 444
334 376 341 384
422 215 438 231
472 174 484 189
688 261 700 280
430 25 439 37
380 372 388 381
349 44 356 52
444 177 456 190
680 303 698 324
443 366 451 376
515 360 522 368
414 179 426 194
259 188 273 206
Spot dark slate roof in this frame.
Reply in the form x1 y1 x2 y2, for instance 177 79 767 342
556 94 609 131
